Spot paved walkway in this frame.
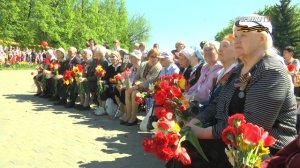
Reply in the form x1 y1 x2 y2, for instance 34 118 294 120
0 70 163 168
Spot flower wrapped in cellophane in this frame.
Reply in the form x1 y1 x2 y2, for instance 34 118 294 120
72 64 84 94
95 65 106 98
222 113 276 168
142 73 208 165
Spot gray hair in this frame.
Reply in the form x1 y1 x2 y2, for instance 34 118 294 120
203 41 220 52
82 49 93 57
93 45 107 56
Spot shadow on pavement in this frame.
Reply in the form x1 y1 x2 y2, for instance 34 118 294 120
78 133 164 168
3 93 163 168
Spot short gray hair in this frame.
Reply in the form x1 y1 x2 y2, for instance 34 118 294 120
203 41 220 52
93 45 107 56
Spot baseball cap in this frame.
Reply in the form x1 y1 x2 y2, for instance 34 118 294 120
129 50 142 60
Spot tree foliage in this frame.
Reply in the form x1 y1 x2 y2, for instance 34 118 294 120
0 0 151 50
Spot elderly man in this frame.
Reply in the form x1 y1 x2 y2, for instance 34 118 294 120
64 47 82 108
158 51 180 77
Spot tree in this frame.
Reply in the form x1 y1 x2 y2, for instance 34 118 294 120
271 0 300 55
214 20 234 41
128 14 151 45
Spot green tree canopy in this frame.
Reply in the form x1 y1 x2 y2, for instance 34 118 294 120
0 0 151 51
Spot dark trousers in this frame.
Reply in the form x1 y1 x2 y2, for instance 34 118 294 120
165 139 232 168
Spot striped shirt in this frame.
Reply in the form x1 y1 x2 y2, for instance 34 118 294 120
203 56 297 149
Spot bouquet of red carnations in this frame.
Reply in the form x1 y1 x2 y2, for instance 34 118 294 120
142 73 207 165
222 113 276 168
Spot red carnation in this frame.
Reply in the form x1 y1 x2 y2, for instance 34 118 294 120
170 86 182 97
77 64 83 72
179 104 187 112
154 107 167 119
287 64 295 72
154 89 168 105
159 80 171 90
172 73 180 79
221 125 237 145
241 123 262 144
135 96 144 104
155 147 174 161
175 147 192 165
142 138 155 153
228 113 246 127
163 100 175 112
261 131 276 146
153 132 169 149
167 133 180 145
157 118 173 130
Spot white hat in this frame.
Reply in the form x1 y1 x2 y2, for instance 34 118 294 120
235 14 272 34
55 47 66 55
47 49 56 61
129 50 142 60
179 48 195 60
157 51 173 59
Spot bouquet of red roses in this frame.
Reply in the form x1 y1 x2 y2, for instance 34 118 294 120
142 73 208 165
109 73 122 85
222 113 276 168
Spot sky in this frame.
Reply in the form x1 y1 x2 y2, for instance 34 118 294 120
126 0 299 51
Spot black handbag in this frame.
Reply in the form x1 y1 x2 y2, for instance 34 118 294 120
146 102 158 131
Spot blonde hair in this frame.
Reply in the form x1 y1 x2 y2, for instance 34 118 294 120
110 51 121 63
203 41 220 52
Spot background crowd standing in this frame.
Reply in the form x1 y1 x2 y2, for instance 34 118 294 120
0 45 47 64
12 14 300 168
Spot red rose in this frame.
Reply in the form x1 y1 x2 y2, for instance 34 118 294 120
228 113 246 127
176 147 191 165
221 125 237 145
157 118 172 130
287 64 295 72
135 96 144 104
179 104 187 112
153 132 169 149
154 89 167 105
154 107 167 119
155 146 174 161
115 74 122 80
241 123 262 144
142 138 155 153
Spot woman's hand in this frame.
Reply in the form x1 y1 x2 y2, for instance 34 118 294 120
55 75 63 80
97 80 103 85
79 77 87 82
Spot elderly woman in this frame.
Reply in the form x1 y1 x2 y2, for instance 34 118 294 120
119 50 142 124
158 51 180 77
178 48 193 80
172 41 186 64
186 16 298 168
167 35 239 168
93 45 109 115
188 49 205 88
125 49 162 126
185 42 223 104
76 49 94 110
53 48 69 105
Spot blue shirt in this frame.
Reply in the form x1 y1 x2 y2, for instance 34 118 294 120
159 63 180 77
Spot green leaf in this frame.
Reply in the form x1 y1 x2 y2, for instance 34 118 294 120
186 128 209 162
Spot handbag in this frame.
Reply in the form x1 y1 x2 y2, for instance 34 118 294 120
146 100 157 131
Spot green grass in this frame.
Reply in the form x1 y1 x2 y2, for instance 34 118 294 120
0 62 37 70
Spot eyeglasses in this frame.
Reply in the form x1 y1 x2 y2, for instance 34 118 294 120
235 20 270 34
